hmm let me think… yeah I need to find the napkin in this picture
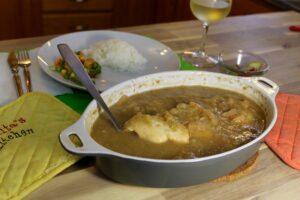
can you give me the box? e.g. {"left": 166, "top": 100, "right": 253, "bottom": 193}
{"left": 265, "top": 92, "right": 300, "bottom": 170}
{"left": 0, "top": 48, "right": 72, "bottom": 106}
{"left": 0, "top": 92, "right": 80, "bottom": 200}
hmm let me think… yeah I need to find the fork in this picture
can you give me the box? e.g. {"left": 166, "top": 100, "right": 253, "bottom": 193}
{"left": 17, "top": 50, "right": 32, "bottom": 92}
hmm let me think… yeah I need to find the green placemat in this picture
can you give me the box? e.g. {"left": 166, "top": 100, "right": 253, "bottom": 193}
{"left": 180, "top": 57, "right": 199, "bottom": 71}
{"left": 56, "top": 90, "right": 92, "bottom": 114}
{"left": 56, "top": 56, "right": 196, "bottom": 114}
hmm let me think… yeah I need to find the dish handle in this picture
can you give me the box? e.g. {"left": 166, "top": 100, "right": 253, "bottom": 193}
{"left": 252, "top": 77, "right": 279, "bottom": 99}
{"left": 59, "top": 121, "right": 112, "bottom": 156}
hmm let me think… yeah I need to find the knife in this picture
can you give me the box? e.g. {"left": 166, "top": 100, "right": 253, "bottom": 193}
{"left": 7, "top": 52, "right": 23, "bottom": 96}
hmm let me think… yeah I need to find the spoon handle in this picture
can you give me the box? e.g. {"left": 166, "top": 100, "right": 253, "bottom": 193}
{"left": 57, "top": 43, "right": 122, "bottom": 131}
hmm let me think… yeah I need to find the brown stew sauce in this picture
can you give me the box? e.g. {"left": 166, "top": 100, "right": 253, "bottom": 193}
{"left": 91, "top": 86, "right": 265, "bottom": 159}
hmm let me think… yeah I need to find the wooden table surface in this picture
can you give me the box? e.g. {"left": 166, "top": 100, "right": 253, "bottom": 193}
{"left": 1, "top": 11, "right": 300, "bottom": 200}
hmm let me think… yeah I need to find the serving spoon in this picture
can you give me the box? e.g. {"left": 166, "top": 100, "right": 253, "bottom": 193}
{"left": 57, "top": 43, "right": 122, "bottom": 131}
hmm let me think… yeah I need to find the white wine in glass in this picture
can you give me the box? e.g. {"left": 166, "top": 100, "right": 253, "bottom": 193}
{"left": 190, "top": 0, "right": 231, "bottom": 24}
{"left": 183, "top": 0, "right": 232, "bottom": 67}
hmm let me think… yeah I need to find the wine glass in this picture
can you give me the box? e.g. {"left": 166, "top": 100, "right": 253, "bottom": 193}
{"left": 183, "top": 0, "right": 232, "bottom": 68}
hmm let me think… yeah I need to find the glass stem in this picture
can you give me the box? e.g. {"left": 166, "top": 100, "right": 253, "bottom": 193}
{"left": 199, "top": 22, "right": 209, "bottom": 55}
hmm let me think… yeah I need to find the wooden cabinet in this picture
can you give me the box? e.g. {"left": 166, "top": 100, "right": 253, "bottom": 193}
{"left": 40, "top": 0, "right": 193, "bottom": 35}
{"left": 0, "top": 0, "right": 20, "bottom": 40}
{"left": 42, "top": 13, "right": 113, "bottom": 34}
{"left": 113, "top": 0, "right": 193, "bottom": 26}
{"left": 0, "top": 0, "right": 281, "bottom": 40}
{"left": 231, "top": 0, "right": 280, "bottom": 16}
{"left": 42, "top": 0, "right": 113, "bottom": 12}
{"left": 0, "top": 0, "right": 42, "bottom": 39}
{"left": 41, "top": 0, "right": 114, "bottom": 35}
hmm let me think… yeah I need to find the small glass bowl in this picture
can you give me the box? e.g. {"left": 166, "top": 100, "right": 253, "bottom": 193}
{"left": 217, "top": 50, "right": 269, "bottom": 76}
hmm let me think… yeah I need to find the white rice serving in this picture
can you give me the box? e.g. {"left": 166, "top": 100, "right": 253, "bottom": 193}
{"left": 82, "top": 39, "right": 147, "bottom": 72}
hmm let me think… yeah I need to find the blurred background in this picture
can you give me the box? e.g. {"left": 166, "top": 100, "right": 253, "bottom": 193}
{"left": 0, "top": 0, "right": 299, "bottom": 40}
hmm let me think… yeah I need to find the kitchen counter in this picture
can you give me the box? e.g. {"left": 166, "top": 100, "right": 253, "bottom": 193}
{"left": 1, "top": 11, "right": 300, "bottom": 200}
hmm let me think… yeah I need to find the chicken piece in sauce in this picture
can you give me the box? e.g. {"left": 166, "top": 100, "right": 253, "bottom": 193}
{"left": 124, "top": 112, "right": 189, "bottom": 143}
{"left": 124, "top": 102, "right": 218, "bottom": 143}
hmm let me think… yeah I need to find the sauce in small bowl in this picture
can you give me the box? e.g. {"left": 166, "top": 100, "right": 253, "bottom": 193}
{"left": 217, "top": 50, "right": 269, "bottom": 76}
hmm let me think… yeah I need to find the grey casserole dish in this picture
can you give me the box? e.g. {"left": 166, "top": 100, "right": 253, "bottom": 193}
{"left": 60, "top": 71, "right": 278, "bottom": 187}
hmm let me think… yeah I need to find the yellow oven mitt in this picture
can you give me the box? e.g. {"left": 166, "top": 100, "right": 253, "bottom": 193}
{"left": 0, "top": 92, "right": 80, "bottom": 200}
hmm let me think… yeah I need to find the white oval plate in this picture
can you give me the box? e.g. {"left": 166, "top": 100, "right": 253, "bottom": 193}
{"left": 37, "top": 30, "right": 180, "bottom": 91}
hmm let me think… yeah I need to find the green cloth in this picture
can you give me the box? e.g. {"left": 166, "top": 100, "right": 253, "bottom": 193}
{"left": 56, "top": 56, "right": 195, "bottom": 114}
{"left": 56, "top": 90, "right": 93, "bottom": 114}
{"left": 180, "top": 57, "right": 199, "bottom": 71}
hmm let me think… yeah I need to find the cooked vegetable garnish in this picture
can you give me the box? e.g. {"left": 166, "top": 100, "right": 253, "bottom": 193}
{"left": 247, "top": 61, "right": 262, "bottom": 71}
{"left": 228, "top": 61, "right": 264, "bottom": 74}
{"left": 52, "top": 51, "right": 101, "bottom": 83}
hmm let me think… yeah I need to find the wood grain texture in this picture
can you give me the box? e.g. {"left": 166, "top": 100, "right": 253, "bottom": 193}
{"left": 0, "top": 0, "right": 43, "bottom": 40}
{"left": 0, "top": 0, "right": 21, "bottom": 39}
{"left": 42, "top": 13, "right": 113, "bottom": 34}
{"left": 20, "top": 0, "right": 43, "bottom": 38}
{"left": 42, "top": 0, "right": 113, "bottom": 12}
{"left": 0, "top": 0, "right": 283, "bottom": 40}
{"left": 0, "top": 11, "right": 299, "bottom": 199}
{"left": 25, "top": 149, "right": 300, "bottom": 200}
{"left": 231, "top": 0, "right": 281, "bottom": 16}
{"left": 113, "top": 0, "right": 157, "bottom": 27}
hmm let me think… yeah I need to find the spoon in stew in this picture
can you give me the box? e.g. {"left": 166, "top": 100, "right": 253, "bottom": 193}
{"left": 57, "top": 43, "right": 122, "bottom": 131}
